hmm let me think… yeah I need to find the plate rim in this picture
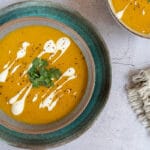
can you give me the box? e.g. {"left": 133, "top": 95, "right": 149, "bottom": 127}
{"left": 0, "top": 1, "right": 112, "bottom": 148}
{"left": 0, "top": 16, "right": 95, "bottom": 134}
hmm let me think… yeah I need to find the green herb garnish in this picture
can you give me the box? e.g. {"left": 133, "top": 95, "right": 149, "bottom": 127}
{"left": 28, "top": 58, "right": 62, "bottom": 88}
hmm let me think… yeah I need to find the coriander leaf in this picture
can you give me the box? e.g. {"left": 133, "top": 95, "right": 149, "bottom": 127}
{"left": 32, "top": 57, "right": 48, "bottom": 68}
{"left": 49, "top": 68, "right": 62, "bottom": 79}
{"left": 27, "top": 57, "right": 62, "bottom": 88}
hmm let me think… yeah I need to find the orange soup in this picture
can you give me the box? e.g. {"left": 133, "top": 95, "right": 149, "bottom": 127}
{"left": 110, "top": 0, "right": 150, "bottom": 35}
{"left": 0, "top": 25, "right": 88, "bottom": 124}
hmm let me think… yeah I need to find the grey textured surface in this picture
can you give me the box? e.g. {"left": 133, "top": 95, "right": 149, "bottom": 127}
{"left": 1, "top": 0, "right": 150, "bottom": 150}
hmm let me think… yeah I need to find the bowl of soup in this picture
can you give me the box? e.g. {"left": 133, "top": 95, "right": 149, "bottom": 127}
{"left": 107, "top": 0, "right": 150, "bottom": 38}
{"left": 0, "top": 1, "right": 111, "bottom": 148}
{"left": 0, "top": 17, "right": 95, "bottom": 134}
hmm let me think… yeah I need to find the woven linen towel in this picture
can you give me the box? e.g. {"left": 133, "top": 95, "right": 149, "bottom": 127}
{"left": 127, "top": 69, "right": 150, "bottom": 130}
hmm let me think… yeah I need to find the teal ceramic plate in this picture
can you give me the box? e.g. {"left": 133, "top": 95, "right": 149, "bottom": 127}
{"left": 0, "top": 1, "right": 111, "bottom": 148}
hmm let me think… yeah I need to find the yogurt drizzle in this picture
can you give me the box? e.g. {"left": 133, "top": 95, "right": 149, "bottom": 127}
{"left": 9, "top": 67, "right": 76, "bottom": 115}
{"left": 39, "top": 68, "right": 76, "bottom": 111}
{"left": 115, "top": 2, "right": 130, "bottom": 19}
{"left": 0, "top": 42, "right": 30, "bottom": 82}
{"left": 22, "top": 37, "right": 70, "bottom": 76}
{"left": 5, "top": 37, "right": 74, "bottom": 115}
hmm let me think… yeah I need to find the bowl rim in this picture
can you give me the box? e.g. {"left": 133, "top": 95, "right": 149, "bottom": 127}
{"left": 0, "top": 16, "right": 95, "bottom": 134}
{"left": 107, "top": 0, "right": 150, "bottom": 39}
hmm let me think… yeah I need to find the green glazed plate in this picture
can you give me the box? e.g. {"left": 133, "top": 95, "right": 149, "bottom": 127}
{"left": 0, "top": 1, "right": 111, "bottom": 148}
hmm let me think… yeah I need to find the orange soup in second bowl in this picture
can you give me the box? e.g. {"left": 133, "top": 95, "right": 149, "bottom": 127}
{"left": 110, "top": 0, "right": 150, "bottom": 36}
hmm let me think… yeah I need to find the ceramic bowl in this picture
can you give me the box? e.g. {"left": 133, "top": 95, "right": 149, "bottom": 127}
{"left": 0, "top": 1, "right": 111, "bottom": 148}
{"left": 107, "top": 0, "right": 150, "bottom": 38}
{"left": 0, "top": 16, "right": 95, "bottom": 134}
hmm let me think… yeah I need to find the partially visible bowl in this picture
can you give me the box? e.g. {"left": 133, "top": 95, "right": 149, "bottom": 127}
{"left": 107, "top": 0, "right": 150, "bottom": 38}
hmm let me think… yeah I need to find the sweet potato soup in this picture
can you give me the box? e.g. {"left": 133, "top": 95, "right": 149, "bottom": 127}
{"left": 0, "top": 25, "right": 88, "bottom": 124}
{"left": 110, "top": 0, "right": 150, "bottom": 35}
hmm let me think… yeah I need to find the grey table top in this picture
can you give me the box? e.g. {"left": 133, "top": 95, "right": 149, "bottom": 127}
{"left": 0, "top": 0, "right": 150, "bottom": 150}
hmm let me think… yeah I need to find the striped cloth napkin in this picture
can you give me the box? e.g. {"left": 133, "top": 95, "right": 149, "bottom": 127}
{"left": 127, "top": 69, "right": 150, "bottom": 130}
